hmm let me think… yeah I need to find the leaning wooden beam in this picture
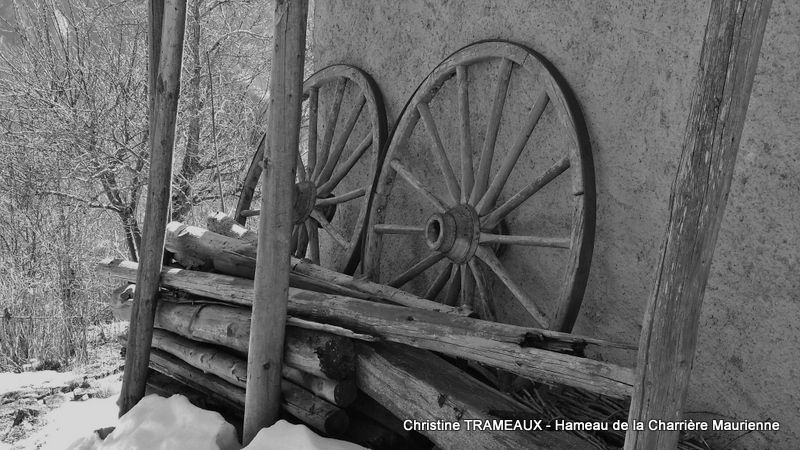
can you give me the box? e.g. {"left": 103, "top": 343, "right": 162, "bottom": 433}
{"left": 150, "top": 329, "right": 356, "bottom": 407}
{"left": 625, "top": 0, "right": 772, "bottom": 448}
{"left": 356, "top": 343, "right": 593, "bottom": 450}
{"left": 245, "top": 0, "right": 309, "bottom": 439}
{"left": 100, "top": 258, "right": 632, "bottom": 354}
{"left": 119, "top": 0, "right": 187, "bottom": 416}
{"left": 169, "top": 220, "right": 465, "bottom": 315}
{"left": 99, "top": 260, "right": 634, "bottom": 397}
{"left": 109, "top": 282, "right": 375, "bottom": 342}
{"left": 145, "top": 348, "right": 349, "bottom": 435}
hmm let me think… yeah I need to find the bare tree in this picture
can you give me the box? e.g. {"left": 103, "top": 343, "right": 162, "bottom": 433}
{"left": 0, "top": 0, "right": 149, "bottom": 260}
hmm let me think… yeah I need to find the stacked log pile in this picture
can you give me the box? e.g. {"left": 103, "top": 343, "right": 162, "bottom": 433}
{"left": 99, "top": 214, "right": 635, "bottom": 449}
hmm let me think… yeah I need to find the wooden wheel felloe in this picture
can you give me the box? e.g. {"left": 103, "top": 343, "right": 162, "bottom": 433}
{"left": 235, "top": 65, "right": 386, "bottom": 274}
{"left": 364, "top": 41, "right": 595, "bottom": 332}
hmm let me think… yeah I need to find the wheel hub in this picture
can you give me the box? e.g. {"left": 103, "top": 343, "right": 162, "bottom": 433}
{"left": 293, "top": 181, "right": 317, "bottom": 224}
{"left": 424, "top": 204, "right": 480, "bottom": 264}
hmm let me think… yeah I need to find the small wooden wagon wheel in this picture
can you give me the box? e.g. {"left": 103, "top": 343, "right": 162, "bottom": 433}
{"left": 235, "top": 65, "right": 386, "bottom": 274}
{"left": 363, "top": 41, "right": 595, "bottom": 332}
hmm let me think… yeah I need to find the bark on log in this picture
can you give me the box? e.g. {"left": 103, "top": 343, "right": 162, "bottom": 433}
{"left": 146, "top": 348, "right": 348, "bottom": 435}
{"left": 101, "top": 258, "right": 630, "bottom": 352}
{"left": 118, "top": 299, "right": 355, "bottom": 380}
{"left": 157, "top": 302, "right": 354, "bottom": 380}
{"left": 109, "top": 283, "right": 375, "bottom": 342}
{"left": 245, "top": 0, "right": 308, "bottom": 440}
{"left": 168, "top": 220, "right": 466, "bottom": 315}
{"left": 99, "top": 258, "right": 634, "bottom": 397}
{"left": 120, "top": 0, "right": 187, "bottom": 416}
{"left": 282, "top": 365, "right": 357, "bottom": 408}
{"left": 206, "top": 212, "right": 257, "bottom": 245}
{"left": 150, "top": 329, "right": 356, "bottom": 407}
{"left": 355, "top": 343, "right": 592, "bottom": 450}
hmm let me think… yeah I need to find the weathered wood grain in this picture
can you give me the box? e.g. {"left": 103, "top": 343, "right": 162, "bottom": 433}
{"left": 150, "top": 329, "right": 356, "bottom": 407}
{"left": 625, "top": 1, "right": 772, "bottom": 448}
{"left": 145, "top": 348, "right": 348, "bottom": 435}
{"left": 356, "top": 343, "right": 592, "bottom": 450}
{"left": 244, "top": 0, "right": 308, "bottom": 439}
{"left": 169, "top": 219, "right": 466, "bottom": 314}
{"left": 99, "top": 259, "right": 635, "bottom": 397}
{"left": 119, "top": 0, "right": 187, "bottom": 416}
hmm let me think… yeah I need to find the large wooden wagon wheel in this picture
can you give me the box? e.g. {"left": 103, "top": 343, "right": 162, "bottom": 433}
{"left": 235, "top": 65, "right": 387, "bottom": 274}
{"left": 364, "top": 41, "right": 595, "bottom": 332}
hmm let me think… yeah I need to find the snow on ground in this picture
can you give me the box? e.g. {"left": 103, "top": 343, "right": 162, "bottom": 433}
{"left": 9, "top": 384, "right": 366, "bottom": 450}
{"left": 79, "top": 394, "right": 240, "bottom": 450}
{"left": 12, "top": 373, "right": 122, "bottom": 450}
{"left": 0, "top": 371, "right": 81, "bottom": 397}
{"left": 244, "top": 420, "right": 366, "bottom": 450}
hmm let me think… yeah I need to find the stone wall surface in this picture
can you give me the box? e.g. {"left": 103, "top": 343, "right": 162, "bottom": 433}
{"left": 313, "top": 1, "right": 799, "bottom": 448}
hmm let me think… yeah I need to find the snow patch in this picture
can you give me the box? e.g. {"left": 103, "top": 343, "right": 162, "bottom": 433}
{"left": 0, "top": 370, "right": 79, "bottom": 396}
{"left": 243, "top": 420, "right": 366, "bottom": 450}
{"left": 96, "top": 394, "right": 240, "bottom": 450}
{"left": 17, "top": 395, "right": 119, "bottom": 450}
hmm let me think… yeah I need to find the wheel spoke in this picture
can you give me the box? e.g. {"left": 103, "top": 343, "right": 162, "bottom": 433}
{"left": 294, "top": 224, "right": 309, "bottom": 257}
{"left": 478, "top": 233, "right": 570, "bottom": 249}
{"left": 313, "top": 78, "right": 347, "bottom": 180}
{"left": 296, "top": 149, "right": 307, "bottom": 182}
{"left": 310, "top": 209, "right": 350, "bottom": 249}
{"left": 424, "top": 262, "right": 453, "bottom": 300}
{"left": 315, "top": 186, "right": 367, "bottom": 207}
{"left": 289, "top": 225, "right": 300, "bottom": 255}
{"left": 317, "top": 94, "right": 366, "bottom": 184}
{"left": 373, "top": 224, "right": 425, "bottom": 235}
{"left": 417, "top": 102, "right": 460, "bottom": 203}
{"left": 318, "top": 134, "right": 372, "bottom": 195}
{"left": 476, "top": 91, "right": 549, "bottom": 215}
{"left": 475, "top": 246, "right": 548, "bottom": 328}
{"left": 443, "top": 265, "right": 461, "bottom": 306}
{"left": 456, "top": 65, "right": 473, "bottom": 203}
{"left": 460, "top": 263, "right": 475, "bottom": 309}
{"left": 468, "top": 259, "right": 495, "bottom": 321}
{"left": 481, "top": 155, "right": 570, "bottom": 230}
{"left": 388, "top": 252, "right": 446, "bottom": 288}
{"left": 469, "top": 58, "right": 513, "bottom": 205}
{"left": 306, "top": 219, "right": 320, "bottom": 264}
{"left": 389, "top": 159, "right": 451, "bottom": 212}
{"left": 306, "top": 87, "right": 319, "bottom": 179}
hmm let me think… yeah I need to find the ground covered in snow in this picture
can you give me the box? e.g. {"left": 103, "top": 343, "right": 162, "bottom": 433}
{"left": 0, "top": 340, "right": 124, "bottom": 449}
{"left": 1, "top": 341, "right": 365, "bottom": 449}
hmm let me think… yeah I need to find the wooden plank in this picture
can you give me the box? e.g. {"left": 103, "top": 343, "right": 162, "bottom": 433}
{"left": 119, "top": 0, "right": 187, "bottom": 416}
{"left": 99, "top": 259, "right": 635, "bottom": 397}
{"left": 624, "top": 1, "right": 772, "bottom": 448}
{"left": 244, "top": 0, "right": 308, "bottom": 440}
{"left": 99, "top": 258, "right": 632, "bottom": 352}
{"left": 356, "top": 343, "right": 593, "bottom": 450}
{"left": 164, "top": 220, "right": 465, "bottom": 314}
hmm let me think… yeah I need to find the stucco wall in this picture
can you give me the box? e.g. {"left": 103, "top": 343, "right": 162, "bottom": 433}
{"left": 313, "top": 1, "right": 799, "bottom": 448}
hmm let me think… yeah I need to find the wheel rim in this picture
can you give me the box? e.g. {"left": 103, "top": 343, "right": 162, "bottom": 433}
{"left": 236, "top": 65, "right": 387, "bottom": 274}
{"left": 364, "top": 41, "right": 595, "bottom": 332}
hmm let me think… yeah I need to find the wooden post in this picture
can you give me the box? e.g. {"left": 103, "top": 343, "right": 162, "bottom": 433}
{"left": 118, "top": 0, "right": 187, "bottom": 416}
{"left": 243, "top": 0, "right": 308, "bottom": 443}
{"left": 624, "top": 0, "right": 771, "bottom": 448}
